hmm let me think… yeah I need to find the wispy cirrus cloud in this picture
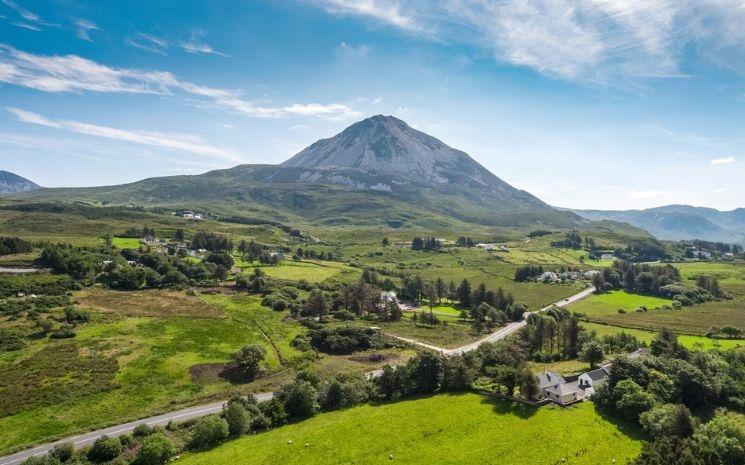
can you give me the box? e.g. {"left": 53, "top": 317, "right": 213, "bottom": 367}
{"left": 7, "top": 107, "right": 246, "bottom": 162}
{"left": 125, "top": 33, "right": 169, "bottom": 55}
{"left": 0, "top": 45, "right": 361, "bottom": 119}
{"left": 73, "top": 18, "right": 99, "bottom": 42}
{"left": 710, "top": 157, "right": 736, "bottom": 165}
{"left": 179, "top": 29, "right": 229, "bottom": 57}
{"left": 3, "top": 0, "right": 57, "bottom": 29}
{"left": 311, "top": 0, "right": 418, "bottom": 31}
{"left": 306, "top": 0, "right": 745, "bottom": 83}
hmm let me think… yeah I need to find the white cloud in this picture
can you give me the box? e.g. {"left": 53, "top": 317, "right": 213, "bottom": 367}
{"left": 11, "top": 22, "right": 40, "bottom": 31}
{"left": 0, "top": 45, "right": 360, "bottom": 120}
{"left": 125, "top": 33, "right": 169, "bottom": 55}
{"left": 3, "top": 0, "right": 39, "bottom": 22}
{"left": 179, "top": 30, "right": 229, "bottom": 57}
{"left": 73, "top": 18, "right": 99, "bottom": 42}
{"left": 308, "top": 0, "right": 745, "bottom": 83}
{"left": 312, "top": 0, "right": 418, "bottom": 30}
{"left": 7, "top": 107, "right": 246, "bottom": 162}
{"left": 710, "top": 157, "right": 735, "bottom": 165}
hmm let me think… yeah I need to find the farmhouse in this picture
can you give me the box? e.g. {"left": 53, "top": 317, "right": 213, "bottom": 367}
{"left": 536, "top": 371, "right": 584, "bottom": 405}
{"left": 600, "top": 253, "right": 616, "bottom": 261}
{"left": 380, "top": 291, "right": 398, "bottom": 304}
{"left": 584, "top": 270, "right": 600, "bottom": 279}
{"left": 539, "top": 271, "right": 559, "bottom": 283}
{"left": 578, "top": 366, "right": 610, "bottom": 397}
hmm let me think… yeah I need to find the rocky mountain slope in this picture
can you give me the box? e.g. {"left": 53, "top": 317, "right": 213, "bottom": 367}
{"left": 0, "top": 171, "right": 40, "bottom": 194}
{"left": 12, "top": 115, "right": 583, "bottom": 229}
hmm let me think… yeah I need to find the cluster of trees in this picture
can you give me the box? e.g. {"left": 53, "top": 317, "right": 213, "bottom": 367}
{"left": 591, "top": 261, "right": 726, "bottom": 307}
{"left": 616, "top": 239, "right": 668, "bottom": 262}
{"left": 706, "top": 325, "right": 743, "bottom": 340}
{"left": 190, "top": 231, "right": 233, "bottom": 252}
{"left": 0, "top": 236, "right": 33, "bottom": 255}
{"left": 411, "top": 237, "right": 441, "bottom": 251}
{"left": 514, "top": 265, "right": 546, "bottom": 282}
{"left": 551, "top": 231, "right": 582, "bottom": 249}
{"left": 680, "top": 239, "right": 743, "bottom": 256}
{"left": 456, "top": 236, "right": 475, "bottom": 247}
{"left": 293, "top": 248, "right": 336, "bottom": 261}
{"left": 120, "top": 226, "right": 156, "bottom": 238}
{"left": 521, "top": 307, "right": 586, "bottom": 362}
{"left": 236, "top": 240, "right": 282, "bottom": 266}
{"left": 527, "top": 230, "right": 552, "bottom": 238}
{"left": 592, "top": 261, "right": 681, "bottom": 295}
{"left": 593, "top": 329, "right": 745, "bottom": 465}
{"left": 307, "top": 326, "right": 383, "bottom": 354}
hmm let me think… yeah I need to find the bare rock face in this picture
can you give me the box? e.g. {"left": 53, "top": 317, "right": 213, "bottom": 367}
{"left": 0, "top": 171, "right": 40, "bottom": 194}
{"left": 280, "top": 115, "right": 543, "bottom": 206}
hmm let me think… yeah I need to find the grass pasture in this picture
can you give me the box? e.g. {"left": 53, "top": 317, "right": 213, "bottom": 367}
{"left": 111, "top": 237, "right": 141, "bottom": 249}
{"left": 256, "top": 260, "right": 358, "bottom": 284}
{"left": 178, "top": 393, "right": 642, "bottom": 465}
{"left": 582, "top": 322, "right": 745, "bottom": 351}
{"left": 570, "top": 290, "right": 674, "bottom": 317}
{"left": 0, "top": 293, "right": 307, "bottom": 454}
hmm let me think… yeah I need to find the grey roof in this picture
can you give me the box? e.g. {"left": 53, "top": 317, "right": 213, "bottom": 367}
{"left": 582, "top": 366, "right": 609, "bottom": 382}
{"left": 545, "top": 382, "right": 583, "bottom": 397}
{"left": 627, "top": 348, "right": 650, "bottom": 359}
{"left": 537, "top": 371, "right": 565, "bottom": 389}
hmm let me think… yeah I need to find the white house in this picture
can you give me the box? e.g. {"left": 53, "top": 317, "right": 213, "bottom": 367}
{"left": 536, "top": 371, "right": 584, "bottom": 405}
{"left": 380, "top": 291, "right": 397, "bottom": 304}
{"left": 578, "top": 366, "right": 610, "bottom": 397}
{"left": 539, "top": 271, "right": 559, "bottom": 283}
{"left": 544, "top": 382, "right": 585, "bottom": 405}
{"left": 476, "top": 243, "right": 496, "bottom": 251}
{"left": 584, "top": 270, "right": 600, "bottom": 279}
{"left": 600, "top": 253, "right": 616, "bottom": 260}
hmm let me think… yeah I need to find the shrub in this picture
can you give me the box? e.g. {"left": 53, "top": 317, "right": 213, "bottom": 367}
{"left": 0, "top": 328, "right": 25, "bottom": 352}
{"left": 189, "top": 415, "right": 229, "bottom": 450}
{"left": 21, "top": 456, "right": 60, "bottom": 465}
{"left": 259, "top": 397, "right": 288, "bottom": 427}
{"left": 49, "top": 326, "right": 77, "bottom": 339}
{"left": 232, "top": 344, "right": 266, "bottom": 380}
{"left": 276, "top": 380, "right": 318, "bottom": 419}
{"left": 133, "top": 423, "right": 155, "bottom": 437}
{"left": 308, "top": 326, "right": 381, "bottom": 354}
{"left": 223, "top": 400, "right": 250, "bottom": 436}
{"left": 618, "top": 308, "right": 626, "bottom": 314}
{"left": 318, "top": 372, "right": 371, "bottom": 410}
{"left": 50, "top": 443, "right": 74, "bottom": 462}
{"left": 136, "top": 432, "right": 175, "bottom": 465}
{"left": 87, "top": 435, "right": 122, "bottom": 463}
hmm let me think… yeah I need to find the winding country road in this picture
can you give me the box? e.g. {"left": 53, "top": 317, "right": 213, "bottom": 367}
{"left": 0, "top": 286, "right": 594, "bottom": 465}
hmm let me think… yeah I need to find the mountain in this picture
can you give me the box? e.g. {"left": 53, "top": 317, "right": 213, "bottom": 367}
{"left": 11, "top": 115, "right": 584, "bottom": 229}
{"left": 0, "top": 171, "right": 40, "bottom": 194}
{"left": 570, "top": 205, "right": 745, "bottom": 244}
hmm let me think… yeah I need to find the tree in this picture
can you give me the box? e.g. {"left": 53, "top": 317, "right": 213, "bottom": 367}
{"left": 457, "top": 279, "right": 472, "bottom": 308}
{"left": 381, "top": 237, "right": 390, "bottom": 246}
{"left": 579, "top": 340, "right": 605, "bottom": 369}
{"left": 277, "top": 380, "right": 318, "bottom": 419}
{"left": 306, "top": 289, "right": 329, "bottom": 322}
{"left": 136, "top": 432, "right": 175, "bottom": 465}
{"left": 406, "top": 351, "right": 443, "bottom": 394}
{"left": 435, "top": 277, "right": 446, "bottom": 303}
{"left": 189, "top": 415, "right": 229, "bottom": 450}
{"left": 233, "top": 344, "right": 266, "bottom": 379}
{"left": 87, "top": 435, "right": 121, "bottom": 463}
{"left": 223, "top": 400, "right": 251, "bottom": 436}
{"left": 441, "top": 356, "right": 476, "bottom": 392}
{"left": 640, "top": 404, "right": 695, "bottom": 439}
{"left": 693, "top": 413, "right": 745, "bottom": 465}
{"left": 615, "top": 379, "right": 656, "bottom": 423}
{"left": 651, "top": 328, "right": 688, "bottom": 360}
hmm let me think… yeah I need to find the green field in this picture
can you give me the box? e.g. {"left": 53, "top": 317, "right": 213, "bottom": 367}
{"left": 111, "top": 237, "right": 142, "bottom": 249}
{"left": 178, "top": 393, "right": 642, "bottom": 465}
{"left": 571, "top": 290, "right": 673, "bottom": 317}
{"left": 0, "top": 293, "right": 307, "bottom": 454}
{"left": 583, "top": 322, "right": 745, "bottom": 350}
{"left": 256, "top": 260, "right": 358, "bottom": 284}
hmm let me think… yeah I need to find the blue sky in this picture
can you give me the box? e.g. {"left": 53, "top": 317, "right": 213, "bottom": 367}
{"left": 0, "top": 0, "right": 743, "bottom": 210}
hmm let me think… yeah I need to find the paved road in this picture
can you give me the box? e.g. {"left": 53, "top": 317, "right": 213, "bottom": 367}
{"left": 390, "top": 286, "right": 595, "bottom": 355}
{"left": 0, "top": 394, "right": 273, "bottom": 465}
{"left": 0, "top": 286, "right": 594, "bottom": 465}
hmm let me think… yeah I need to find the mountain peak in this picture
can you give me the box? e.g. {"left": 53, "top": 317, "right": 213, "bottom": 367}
{"left": 282, "top": 114, "right": 477, "bottom": 181}
{"left": 0, "top": 170, "right": 40, "bottom": 194}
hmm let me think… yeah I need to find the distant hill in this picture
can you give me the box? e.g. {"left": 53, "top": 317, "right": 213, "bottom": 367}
{"left": 0, "top": 171, "right": 40, "bottom": 194}
{"left": 569, "top": 205, "right": 745, "bottom": 243}
{"left": 12, "top": 115, "right": 586, "bottom": 229}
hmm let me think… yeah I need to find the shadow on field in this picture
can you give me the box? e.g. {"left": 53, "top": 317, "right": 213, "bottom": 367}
{"left": 480, "top": 395, "right": 539, "bottom": 419}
